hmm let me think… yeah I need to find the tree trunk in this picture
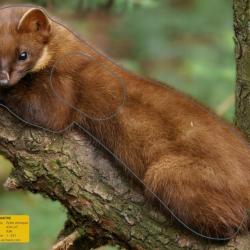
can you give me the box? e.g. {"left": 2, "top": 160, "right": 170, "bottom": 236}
{"left": 234, "top": 0, "right": 250, "bottom": 138}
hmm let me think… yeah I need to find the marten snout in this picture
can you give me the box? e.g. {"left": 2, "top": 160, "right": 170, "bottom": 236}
{"left": 0, "top": 71, "right": 9, "bottom": 86}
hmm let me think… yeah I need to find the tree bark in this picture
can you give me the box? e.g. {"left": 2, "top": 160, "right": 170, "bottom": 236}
{"left": 234, "top": 0, "right": 250, "bottom": 138}
{"left": 1, "top": 109, "right": 250, "bottom": 250}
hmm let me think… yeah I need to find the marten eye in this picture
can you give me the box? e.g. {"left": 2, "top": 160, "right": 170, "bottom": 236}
{"left": 18, "top": 52, "right": 28, "bottom": 61}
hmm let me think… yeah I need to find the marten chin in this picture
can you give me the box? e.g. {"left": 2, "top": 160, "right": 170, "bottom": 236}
{"left": 0, "top": 5, "right": 250, "bottom": 240}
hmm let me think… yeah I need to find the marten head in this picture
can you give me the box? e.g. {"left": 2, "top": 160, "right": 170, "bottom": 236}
{"left": 0, "top": 7, "right": 51, "bottom": 87}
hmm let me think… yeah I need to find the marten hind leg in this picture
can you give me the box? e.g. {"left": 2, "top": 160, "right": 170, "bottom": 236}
{"left": 143, "top": 155, "right": 249, "bottom": 238}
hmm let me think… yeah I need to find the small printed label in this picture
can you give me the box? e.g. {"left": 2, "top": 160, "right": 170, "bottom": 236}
{"left": 0, "top": 215, "right": 29, "bottom": 243}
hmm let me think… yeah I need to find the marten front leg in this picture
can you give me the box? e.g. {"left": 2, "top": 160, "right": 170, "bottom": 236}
{"left": 143, "top": 155, "right": 249, "bottom": 238}
{"left": 0, "top": 85, "right": 74, "bottom": 132}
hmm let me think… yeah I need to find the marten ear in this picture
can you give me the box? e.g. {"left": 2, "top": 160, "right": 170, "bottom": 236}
{"left": 18, "top": 8, "right": 51, "bottom": 34}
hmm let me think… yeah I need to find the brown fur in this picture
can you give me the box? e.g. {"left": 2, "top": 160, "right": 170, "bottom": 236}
{"left": 1, "top": 5, "right": 250, "bottom": 238}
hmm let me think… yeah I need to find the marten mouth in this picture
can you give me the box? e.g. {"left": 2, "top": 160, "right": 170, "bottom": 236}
{"left": 0, "top": 71, "right": 10, "bottom": 86}
{"left": 0, "top": 68, "right": 33, "bottom": 88}
{"left": 0, "top": 79, "right": 8, "bottom": 85}
{"left": 0, "top": 80, "right": 10, "bottom": 88}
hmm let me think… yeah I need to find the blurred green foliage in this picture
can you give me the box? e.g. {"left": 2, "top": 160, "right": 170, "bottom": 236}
{"left": 95, "top": 246, "right": 122, "bottom": 250}
{"left": 0, "top": 0, "right": 235, "bottom": 249}
{"left": 0, "top": 191, "right": 66, "bottom": 250}
{"left": 27, "top": 0, "right": 158, "bottom": 12}
{"left": 112, "top": 0, "right": 235, "bottom": 120}
{"left": 0, "top": 155, "right": 12, "bottom": 184}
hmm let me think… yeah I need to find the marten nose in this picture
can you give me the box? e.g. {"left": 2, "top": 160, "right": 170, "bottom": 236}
{"left": 0, "top": 71, "right": 10, "bottom": 85}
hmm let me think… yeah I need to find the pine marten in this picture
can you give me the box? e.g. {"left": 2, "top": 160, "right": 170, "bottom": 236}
{"left": 0, "top": 5, "right": 250, "bottom": 239}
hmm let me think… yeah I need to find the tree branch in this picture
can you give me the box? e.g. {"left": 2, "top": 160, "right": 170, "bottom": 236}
{"left": 1, "top": 105, "right": 250, "bottom": 250}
